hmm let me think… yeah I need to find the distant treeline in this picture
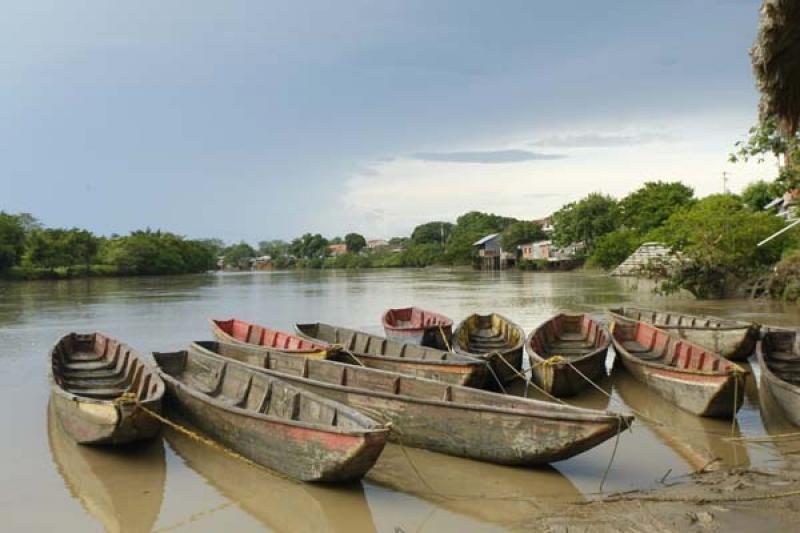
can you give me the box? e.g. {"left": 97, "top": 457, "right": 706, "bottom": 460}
{"left": 0, "top": 213, "right": 218, "bottom": 279}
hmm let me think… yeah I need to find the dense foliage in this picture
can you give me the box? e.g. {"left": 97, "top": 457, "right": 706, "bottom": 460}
{"left": 551, "top": 193, "right": 619, "bottom": 252}
{"left": 0, "top": 212, "right": 26, "bottom": 273}
{"left": 618, "top": 181, "right": 695, "bottom": 234}
{"left": 411, "top": 222, "right": 453, "bottom": 245}
{"left": 344, "top": 233, "right": 367, "bottom": 253}
{"left": 501, "top": 221, "right": 547, "bottom": 251}
{"left": 740, "top": 180, "right": 774, "bottom": 211}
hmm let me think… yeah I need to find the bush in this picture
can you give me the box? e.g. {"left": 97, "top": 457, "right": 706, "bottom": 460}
{"left": 588, "top": 229, "right": 643, "bottom": 270}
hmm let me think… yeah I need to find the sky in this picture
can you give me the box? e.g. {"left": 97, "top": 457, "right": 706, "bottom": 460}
{"left": 0, "top": 0, "right": 778, "bottom": 242}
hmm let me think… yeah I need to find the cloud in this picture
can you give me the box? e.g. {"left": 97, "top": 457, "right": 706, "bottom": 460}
{"left": 410, "top": 149, "right": 565, "bottom": 164}
{"left": 531, "top": 132, "right": 674, "bottom": 148}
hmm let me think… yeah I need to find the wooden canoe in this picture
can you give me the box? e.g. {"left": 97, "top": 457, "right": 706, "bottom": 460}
{"left": 608, "top": 316, "right": 746, "bottom": 418}
{"left": 382, "top": 306, "right": 453, "bottom": 350}
{"left": 757, "top": 329, "right": 800, "bottom": 427}
{"left": 194, "top": 340, "right": 633, "bottom": 466}
{"left": 210, "top": 318, "right": 331, "bottom": 359}
{"left": 526, "top": 314, "right": 610, "bottom": 397}
{"left": 452, "top": 313, "right": 525, "bottom": 384}
{"left": 47, "top": 400, "right": 166, "bottom": 533}
{"left": 49, "top": 332, "right": 164, "bottom": 445}
{"left": 608, "top": 307, "right": 759, "bottom": 361}
{"left": 295, "top": 322, "right": 488, "bottom": 387}
{"left": 152, "top": 347, "right": 388, "bottom": 482}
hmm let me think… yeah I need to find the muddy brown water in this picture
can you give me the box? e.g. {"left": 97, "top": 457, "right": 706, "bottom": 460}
{"left": 3, "top": 269, "right": 800, "bottom": 531}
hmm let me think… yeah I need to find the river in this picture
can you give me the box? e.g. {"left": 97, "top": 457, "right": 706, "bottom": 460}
{"left": 3, "top": 269, "right": 800, "bottom": 531}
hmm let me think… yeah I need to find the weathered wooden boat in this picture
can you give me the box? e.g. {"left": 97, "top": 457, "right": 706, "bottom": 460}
{"left": 526, "top": 314, "right": 610, "bottom": 397}
{"left": 609, "top": 316, "right": 746, "bottom": 418}
{"left": 452, "top": 313, "right": 525, "bottom": 384}
{"left": 166, "top": 427, "right": 376, "bottom": 532}
{"left": 47, "top": 400, "right": 166, "bottom": 533}
{"left": 757, "top": 329, "right": 800, "bottom": 427}
{"left": 295, "top": 322, "right": 489, "bottom": 387}
{"left": 382, "top": 306, "right": 453, "bottom": 350}
{"left": 49, "top": 332, "right": 164, "bottom": 445}
{"left": 152, "top": 347, "right": 388, "bottom": 482}
{"left": 210, "top": 318, "right": 331, "bottom": 359}
{"left": 195, "top": 340, "right": 633, "bottom": 465}
{"left": 608, "top": 307, "right": 759, "bottom": 361}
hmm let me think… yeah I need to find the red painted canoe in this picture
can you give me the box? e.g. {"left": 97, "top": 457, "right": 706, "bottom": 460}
{"left": 526, "top": 314, "right": 610, "bottom": 397}
{"left": 382, "top": 307, "right": 453, "bottom": 350}
{"left": 210, "top": 318, "right": 331, "bottom": 359}
{"left": 608, "top": 313, "right": 746, "bottom": 418}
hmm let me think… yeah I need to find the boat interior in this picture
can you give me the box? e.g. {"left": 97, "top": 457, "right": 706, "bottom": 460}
{"left": 611, "top": 307, "right": 743, "bottom": 329}
{"left": 762, "top": 331, "right": 800, "bottom": 385}
{"left": 457, "top": 314, "right": 522, "bottom": 354}
{"left": 529, "top": 314, "right": 608, "bottom": 360}
{"left": 51, "top": 333, "right": 163, "bottom": 401}
{"left": 214, "top": 319, "right": 324, "bottom": 352}
{"left": 612, "top": 320, "right": 735, "bottom": 373}
{"left": 384, "top": 308, "right": 451, "bottom": 329}
{"left": 296, "top": 323, "right": 462, "bottom": 362}
{"left": 193, "top": 341, "right": 590, "bottom": 418}
{"left": 154, "top": 348, "right": 374, "bottom": 430}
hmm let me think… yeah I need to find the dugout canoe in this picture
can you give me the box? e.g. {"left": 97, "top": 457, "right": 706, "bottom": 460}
{"left": 526, "top": 314, "right": 610, "bottom": 397}
{"left": 382, "top": 307, "right": 453, "bottom": 350}
{"left": 295, "top": 322, "right": 489, "bottom": 387}
{"left": 195, "top": 340, "right": 633, "bottom": 466}
{"left": 757, "top": 329, "right": 800, "bottom": 427}
{"left": 210, "top": 318, "right": 331, "bottom": 359}
{"left": 49, "top": 332, "right": 164, "bottom": 445}
{"left": 608, "top": 315, "right": 746, "bottom": 418}
{"left": 152, "top": 348, "right": 388, "bottom": 482}
{"left": 452, "top": 313, "right": 525, "bottom": 384}
{"left": 608, "top": 307, "right": 759, "bottom": 361}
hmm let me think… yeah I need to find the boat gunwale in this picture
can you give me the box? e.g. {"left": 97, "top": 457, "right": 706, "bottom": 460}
{"left": 210, "top": 318, "right": 329, "bottom": 355}
{"left": 153, "top": 349, "right": 388, "bottom": 438}
{"left": 294, "top": 322, "right": 484, "bottom": 368}
{"left": 608, "top": 306, "right": 758, "bottom": 332}
{"left": 192, "top": 340, "right": 628, "bottom": 425}
{"left": 756, "top": 331, "right": 800, "bottom": 397}
{"left": 526, "top": 313, "right": 610, "bottom": 366}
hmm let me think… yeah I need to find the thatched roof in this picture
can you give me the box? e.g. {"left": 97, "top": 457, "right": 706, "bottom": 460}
{"left": 751, "top": 0, "right": 800, "bottom": 136}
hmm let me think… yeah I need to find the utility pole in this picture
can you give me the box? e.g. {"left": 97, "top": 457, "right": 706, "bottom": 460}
{"left": 722, "top": 171, "right": 729, "bottom": 193}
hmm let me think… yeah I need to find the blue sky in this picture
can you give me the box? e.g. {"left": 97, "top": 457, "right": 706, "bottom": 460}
{"left": 0, "top": 1, "right": 774, "bottom": 241}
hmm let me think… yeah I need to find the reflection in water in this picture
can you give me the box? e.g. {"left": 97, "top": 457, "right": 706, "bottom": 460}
{"left": 367, "top": 444, "right": 583, "bottom": 529}
{"left": 758, "top": 377, "right": 800, "bottom": 458}
{"left": 612, "top": 369, "right": 750, "bottom": 470}
{"left": 46, "top": 399, "right": 165, "bottom": 533}
{"left": 164, "top": 425, "right": 376, "bottom": 533}
{"left": 509, "top": 370, "right": 613, "bottom": 412}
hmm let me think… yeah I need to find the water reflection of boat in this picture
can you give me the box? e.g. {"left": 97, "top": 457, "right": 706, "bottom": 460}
{"left": 758, "top": 376, "right": 800, "bottom": 457}
{"left": 366, "top": 444, "right": 584, "bottom": 529}
{"left": 612, "top": 370, "right": 750, "bottom": 470}
{"left": 46, "top": 400, "right": 165, "bottom": 533}
{"left": 165, "top": 426, "right": 377, "bottom": 533}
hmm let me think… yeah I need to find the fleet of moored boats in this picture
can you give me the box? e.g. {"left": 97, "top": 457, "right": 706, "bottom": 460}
{"left": 49, "top": 305, "right": 800, "bottom": 483}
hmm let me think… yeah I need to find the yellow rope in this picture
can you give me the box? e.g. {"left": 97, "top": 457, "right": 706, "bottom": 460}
{"left": 114, "top": 392, "right": 300, "bottom": 484}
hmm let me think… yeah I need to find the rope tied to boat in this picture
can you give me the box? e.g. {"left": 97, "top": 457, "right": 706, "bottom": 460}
{"left": 112, "top": 392, "right": 302, "bottom": 484}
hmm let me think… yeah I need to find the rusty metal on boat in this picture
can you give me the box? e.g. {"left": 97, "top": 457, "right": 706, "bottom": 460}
{"left": 210, "top": 318, "right": 331, "bottom": 359}
{"left": 153, "top": 347, "right": 388, "bottom": 482}
{"left": 757, "top": 328, "right": 800, "bottom": 427}
{"left": 49, "top": 332, "right": 164, "bottom": 445}
{"left": 382, "top": 306, "right": 453, "bottom": 350}
{"left": 452, "top": 313, "right": 525, "bottom": 384}
{"left": 608, "top": 313, "right": 746, "bottom": 418}
{"left": 194, "top": 340, "right": 633, "bottom": 466}
{"left": 526, "top": 314, "right": 610, "bottom": 397}
{"left": 296, "top": 322, "right": 488, "bottom": 387}
{"left": 608, "top": 307, "right": 759, "bottom": 361}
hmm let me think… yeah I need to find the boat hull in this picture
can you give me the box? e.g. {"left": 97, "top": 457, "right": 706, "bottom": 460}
{"left": 757, "top": 332, "right": 800, "bottom": 427}
{"left": 196, "top": 341, "right": 632, "bottom": 466}
{"left": 382, "top": 307, "right": 453, "bottom": 350}
{"left": 210, "top": 319, "right": 330, "bottom": 359}
{"left": 453, "top": 313, "right": 525, "bottom": 385}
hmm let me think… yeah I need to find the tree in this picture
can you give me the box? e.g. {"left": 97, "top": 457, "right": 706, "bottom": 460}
{"left": 411, "top": 221, "right": 453, "bottom": 245}
{"left": 258, "top": 239, "right": 289, "bottom": 258}
{"left": 730, "top": 117, "right": 800, "bottom": 194}
{"left": 619, "top": 181, "right": 695, "bottom": 235}
{"left": 501, "top": 221, "right": 547, "bottom": 252}
{"left": 289, "top": 233, "right": 329, "bottom": 259}
{"left": 650, "top": 194, "right": 786, "bottom": 298}
{"left": 26, "top": 229, "right": 75, "bottom": 271}
{"left": 741, "top": 180, "right": 775, "bottom": 211}
{"left": 551, "top": 193, "right": 619, "bottom": 251}
{"left": 344, "top": 233, "right": 367, "bottom": 253}
{"left": 223, "top": 241, "right": 257, "bottom": 269}
{"left": 0, "top": 212, "right": 25, "bottom": 273}
{"left": 588, "top": 229, "right": 643, "bottom": 270}
{"left": 445, "top": 211, "right": 516, "bottom": 264}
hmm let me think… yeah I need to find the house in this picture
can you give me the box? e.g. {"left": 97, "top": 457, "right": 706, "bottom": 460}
{"left": 533, "top": 216, "right": 554, "bottom": 234}
{"left": 328, "top": 243, "right": 348, "bottom": 256}
{"left": 367, "top": 239, "right": 389, "bottom": 249}
{"left": 251, "top": 255, "right": 273, "bottom": 271}
{"left": 473, "top": 233, "right": 515, "bottom": 270}
{"left": 519, "top": 240, "right": 585, "bottom": 266}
